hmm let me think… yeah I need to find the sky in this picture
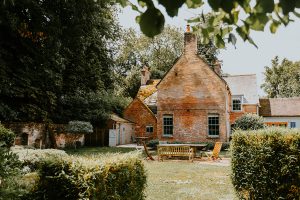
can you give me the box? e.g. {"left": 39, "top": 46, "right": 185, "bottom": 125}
{"left": 118, "top": 4, "right": 300, "bottom": 96}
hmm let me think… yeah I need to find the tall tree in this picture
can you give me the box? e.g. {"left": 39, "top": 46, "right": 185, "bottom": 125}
{"left": 0, "top": 0, "right": 123, "bottom": 123}
{"left": 115, "top": 25, "right": 220, "bottom": 98}
{"left": 261, "top": 56, "right": 300, "bottom": 98}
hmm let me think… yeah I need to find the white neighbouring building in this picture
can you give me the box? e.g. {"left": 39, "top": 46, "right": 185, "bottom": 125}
{"left": 259, "top": 98, "right": 300, "bottom": 128}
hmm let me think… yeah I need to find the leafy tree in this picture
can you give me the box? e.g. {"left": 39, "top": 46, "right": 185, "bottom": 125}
{"left": 234, "top": 113, "right": 265, "bottom": 131}
{"left": 0, "top": 0, "right": 124, "bottom": 124}
{"left": 116, "top": 0, "right": 300, "bottom": 47}
{"left": 115, "top": 25, "right": 220, "bottom": 98}
{"left": 261, "top": 57, "right": 300, "bottom": 98}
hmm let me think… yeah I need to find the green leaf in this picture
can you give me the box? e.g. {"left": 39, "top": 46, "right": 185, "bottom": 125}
{"left": 215, "top": 34, "right": 225, "bottom": 48}
{"left": 186, "top": 0, "right": 204, "bottom": 9}
{"left": 236, "top": 0, "right": 251, "bottom": 13}
{"left": 187, "top": 17, "right": 200, "bottom": 23}
{"left": 254, "top": 0, "right": 275, "bottom": 13}
{"left": 228, "top": 33, "right": 237, "bottom": 46}
{"left": 139, "top": 8, "right": 165, "bottom": 37}
{"left": 116, "top": 0, "right": 128, "bottom": 7}
{"left": 236, "top": 25, "right": 249, "bottom": 41}
{"left": 158, "top": 0, "right": 185, "bottom": 17}
{"left": 279, "top": 0, "right": 296, "bottom": 15}
{"left": 208, "top": 0, "right": 222, "bottom": 11}
{"left": 221, "top": 0, "right": 237, "bottom": 13}
{"left": 247, "top": 36, "right": 258, "bottom": 48}
{"left": 269, "top": 20, "right": 280, "bottom": 33}
{"left": 245, "top": 13, "right": 269, "bottom": 31}
{"left": 293, "top": 11, "right": 300, "bottom": 18}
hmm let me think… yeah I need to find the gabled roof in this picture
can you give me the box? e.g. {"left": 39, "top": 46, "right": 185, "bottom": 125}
{"left": 144, "top": 91, "right": 157, "bottom": 106}
{"left": 259, "top": 98, "right": 300, "bottom": 117}
{"left": 110, "top": 114, "right": 134, "bottom": 123}
{"left": 223, "top": 74, "right": 259, "bottom": 104}
{"left": 136, "top": 79, "right": 160, "bottom": 100}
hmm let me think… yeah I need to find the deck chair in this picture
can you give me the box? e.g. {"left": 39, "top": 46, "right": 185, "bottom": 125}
{"left": 142, "top": 141, "right": 155, "bottom": 161}
{"left": 205, "top": 142, "right": 222, "bottom": 160}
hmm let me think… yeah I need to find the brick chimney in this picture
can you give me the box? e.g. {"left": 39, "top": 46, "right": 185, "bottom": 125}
{"left": 184, "top": 25, "right": 197, "bottom": 55}
{"left": 213, "top": 60, "right": 222, "bottom": 76}
{"left": 141, "top": 65, "right": 151, "bottom": 85}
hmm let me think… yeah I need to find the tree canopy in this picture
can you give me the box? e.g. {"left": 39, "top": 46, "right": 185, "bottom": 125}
{"left": 0, "top": 0, "right": 125, "bottom": 124}
{"left": 261, "top": 56, "right": 300, "bottom": 98}
{"left": 116, "top": 0, "right": 300, "bottom": 48}
{"left": 115, "top": 25, "right": 220, "bottom": 98}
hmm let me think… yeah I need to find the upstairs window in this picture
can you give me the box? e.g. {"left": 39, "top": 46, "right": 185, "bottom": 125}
{"left": 208, "top": 114, "right": 219, "bottom": 136}
{"left": 232, "top": 96, "right": 243, "bottom": 111}
{"left": 146, "top": 125, "right": 153, "bottom": 133}
{"left": 163, "top": 115, "right": 173, "bottom": 136}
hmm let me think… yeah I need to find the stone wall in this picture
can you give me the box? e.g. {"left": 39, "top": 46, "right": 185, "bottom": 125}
{"left": 4, "top": 123, "right": 84, "bottom": 148}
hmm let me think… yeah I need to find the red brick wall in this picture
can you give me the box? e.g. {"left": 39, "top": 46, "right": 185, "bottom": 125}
{"left": 229, "top": 104, "right": 258, "bottom": 124}
{"left": 123, "top": 98, "right": 157, "bottom": 139}
{"left": 156, "top": 34, "right": 230, "bottom": 142}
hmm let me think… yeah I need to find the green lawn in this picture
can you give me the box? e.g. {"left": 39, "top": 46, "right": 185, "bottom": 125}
{"left": 67, "top": 147, "right": 236, "bottom": 200}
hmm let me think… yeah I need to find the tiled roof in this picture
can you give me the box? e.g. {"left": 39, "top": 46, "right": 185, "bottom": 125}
{"left": 144, "top": 91, "right": 157, "bottom": 106}
{"left": 136, "top": 79, "right": 160, "bottom": 100}
{"left": 110, "top": 114, "right": 133, "bottom": 123}
{"left": 259, "top": 98, "right": 300, "bottom": 117}
{"left": 223, "top": 74, "right": 259, "bottom": 104}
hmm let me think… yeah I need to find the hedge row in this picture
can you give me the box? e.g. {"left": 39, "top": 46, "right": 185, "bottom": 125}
{"left": 231, "top": 128, "right": 300, "bottom": 199}
{"left": 14, "top": 149, "right": 146, "bottom": 200}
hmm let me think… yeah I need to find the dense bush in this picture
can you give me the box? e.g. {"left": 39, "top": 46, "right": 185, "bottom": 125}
{"left": 233, "top": 113, "right": 265, "bottom": 130}
{"left": 17, "top": 150, "right": 146, "bottom": 200}
{"left": 147, "top": 139, "right": 159, "bottom": 149}
{"left": 0, "top": 124, "right": 15, "bottom": 147}
{"left": 231, "top": 128, "right": 300, "bottom": 199}
{"left": 67, "top": 121, "right": 93, "bottom": 134}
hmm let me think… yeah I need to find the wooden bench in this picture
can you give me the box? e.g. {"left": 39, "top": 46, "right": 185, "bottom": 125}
{"left": 157, "top": 145, "right": 194, "bottom": 161}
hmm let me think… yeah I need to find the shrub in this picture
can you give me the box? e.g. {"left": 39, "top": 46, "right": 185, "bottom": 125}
{"left": 20, "top": 151, "right": 146, "bottom": 200}
{"left": 231, "top": 128, "right": 300, "bottom": 199}
{"left": 147, "top": 139, "right": 159, "bottom": 149}
{"left": 0, "top": 124, "right": 15, "bottom": 147}
{"left": 67, "top": 121, "right": 93, "bottom": 134}
{"left": 0, "top": 143, "right": 24, "bottom": 199}
{"left": 234, "top": 113, "right": 265, "bottom": 130}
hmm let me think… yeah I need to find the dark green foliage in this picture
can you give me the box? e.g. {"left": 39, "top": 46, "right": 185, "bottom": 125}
{"left": 0, "top": 0, "right": 123, "bottom": 124}
{"left": 67, "top": 121, "right": 93, "bottom": 134}
{"left": 19, "top": 151, "right": 146, "bottom": 200}
{"left": 0, "top": 124, "right": 15, "bottom": 147}
{"left": 117, "top": 0, "right": 299, "bottom": 47}
{"left": 234, "top": 113, "right": 265, "bottom": 130}
{"left": 261, "top": 57, "right": 300, "bottom": 98}
{"left": 231, "top": 128, "right": 300, "bottom": 199}
{"left": 147, "top": 139, "right": 159, "bottom": 149}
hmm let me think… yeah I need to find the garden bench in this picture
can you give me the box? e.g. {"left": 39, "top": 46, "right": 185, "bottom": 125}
{"left": 157, "top": 144, "right": 194, "bottom": 161}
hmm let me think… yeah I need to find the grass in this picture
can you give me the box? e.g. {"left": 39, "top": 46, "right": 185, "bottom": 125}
{"left": 67, "top": 146, "right": 236, "bottom": 200}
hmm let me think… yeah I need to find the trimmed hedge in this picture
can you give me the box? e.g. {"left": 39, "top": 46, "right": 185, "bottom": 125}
{"left": 231, "top": 128, "right": 300, "bottom": 199}
{"left": 234, "top": 113, "right": 265, "bottom": 130}
{"left": 18, "top": 150, "right": 146, "bottom": 200}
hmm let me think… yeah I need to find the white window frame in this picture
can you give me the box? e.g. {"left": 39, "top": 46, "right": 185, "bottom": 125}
{"left": 232, "top": 95, "right": 243, "bottom": 111}
{"left": 208, "top": 114, "right": 220, "bottom": 137}
{"left": 163, "top": 115, "right": 173, "bottom": 136}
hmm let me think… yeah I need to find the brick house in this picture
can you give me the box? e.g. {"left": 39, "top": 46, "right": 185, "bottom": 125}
{"left": 124, "top": 30, "right": 259, "bottom": 142}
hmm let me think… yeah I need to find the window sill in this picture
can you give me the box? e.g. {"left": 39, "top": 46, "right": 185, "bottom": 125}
{"left": 231, "top": 110, "right": 243, "bottom": 112}
{"left": 207, "top": 136, "right": 220, "bottom": 139}
{"left": 162, "top": 135, "right": 173, "bottom": 138}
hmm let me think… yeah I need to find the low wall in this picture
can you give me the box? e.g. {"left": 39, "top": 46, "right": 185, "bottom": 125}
{"left": 3, "top": 123, "right": 84, "bottom": 148}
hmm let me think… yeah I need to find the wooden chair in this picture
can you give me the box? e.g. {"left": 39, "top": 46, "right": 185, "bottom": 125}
{"left": 142, "top": 141, "right": 155, "bottom": 161}
{"left": 205, "top": 142, "right": 222, "bottom": 160}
